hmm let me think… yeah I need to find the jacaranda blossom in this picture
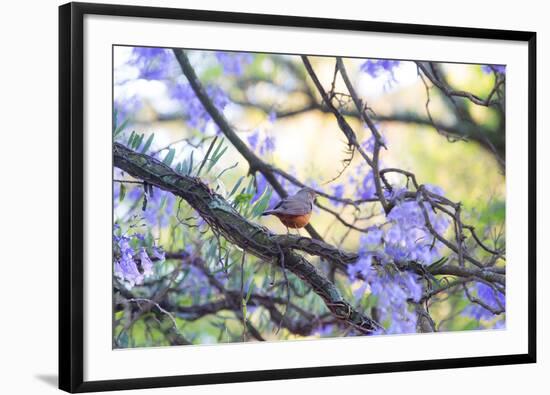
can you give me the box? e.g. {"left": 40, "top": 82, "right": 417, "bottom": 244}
{"left": 129, "top": 47, "right": 175, "bottom": 80}
{"left": 360, "top": 59, "right": 400, "bottom": 78}
{"left": 463, "top": 282, "right": 505, "bottom": 321}
{"left": 114, "top": 232, "right": 159, "bottom": 288}
{"left": 482, "top": 64, "right": 506, "bottom": 75}
{"left": 215, "top": 51, "right": 253, "bottom": 76}
{"left": 114, "top": 235, "right": 144, "bottom": 287}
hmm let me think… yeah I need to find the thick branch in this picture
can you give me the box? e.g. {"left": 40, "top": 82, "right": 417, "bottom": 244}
{"left": 270, "top": 234, "right": 358, "bottom": 264}
{"left": 169, "top": 293, "right": 331, "bottom": 336}
{"left": 398, "top": 260, "right": 505, "bottom": 287}
{"left": 114, "top": 142, "right": 381, "bottom": 334}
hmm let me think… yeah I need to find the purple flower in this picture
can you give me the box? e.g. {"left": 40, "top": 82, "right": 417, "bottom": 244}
{"left": 363, "top": 135, "right": 376, "bottom": 153}
{"left": 359, "top": 171, "right": 376, "bottom": 199}
{"left": 387, "top": 308, "right": 417, "bottom": 334}
{"left": 493, "top": 319, "right": 506, "bottom": 329}
{"left": 348, "top": 258, "right": 422, "bottom": 334}
{"left": 384, "top": 187, "right": 407, "bottom": 201}
{"left": 482, "top": 64, "right": 506, "bottom": 75}
{"left": 114, "top": 236, "right": 144, "bottom": 287}
{"left": 142, "top": 189, "right": 176, "bottom": 227}
{"left": 424, "top": 184, "right": 445, "bottom": 197}
{"left": 331, "top": 184, "right": 345, "bottom": 206}
{"left": 151, "top": 246, "right": 165, "bottom": 261}
{"left": 178, "top": 264, "right": 212, "bottom": 299}
{"left": 215, "top": 51, "right": 253, "bottom": 75}
{"left": 364, "top": 226, "right": 383, "bottom": 246}
{"left": 114, "top": 95, "right": 141, "bottom": 124}
{"left": 389, "top": 201, "right": 425, "bottom": 231}
{"left": 259, "top": 135, "right": 276, "bottom": 155}
{"left": 139, "top": 247, "right": 154, "bottom": 276}
{"left": 113, "top": 230, "right": 160, "bottom": 288}
{"left": 382, "top": 196, "right": 450, "bottom": 265}
{"left": 360, "top": 59, "right": 400, "bottom": 78}
{"left": 332, "top": 184, "right": 344, "bottom": 199}
{"left": 171, "top": 83, "right": 229, "bottom": 133}
{"left": 463, "top": 283, "right": 505, "bottom": 320}
{"left": 253, "top": 174, "right": 267, "bottom": 201}
{"left": 347, "top": 254, "right": 374, "bottom": 280}
{"left": 247, "top": 130, "right": 260, "bottom": 150}
{"left": 362, "top": 133, "right": 387, "bottom": 153}
{"left": 314, "top": 324, "right": 334, "bottom": 337}
{"left": 397, "top": 272, "right": 422, "bottom": 303}
{"left": 128, "top": 47, "right": 174, "bottom": 80}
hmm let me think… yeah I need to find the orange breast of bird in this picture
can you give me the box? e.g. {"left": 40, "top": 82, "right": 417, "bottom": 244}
{"left": 274, "top": 212, "right": 312, "bottom": 229}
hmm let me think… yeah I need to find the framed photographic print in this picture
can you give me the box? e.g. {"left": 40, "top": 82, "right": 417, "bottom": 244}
{"left": 59, "top": 2, "right": 537, "bottom": 392}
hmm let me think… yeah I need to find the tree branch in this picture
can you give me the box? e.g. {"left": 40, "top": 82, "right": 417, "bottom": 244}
{"left": 114, "top": 142, "right": 381, "bottom": 334}
{"left": 416, "top": 62, "right": 502, "bottom": 107}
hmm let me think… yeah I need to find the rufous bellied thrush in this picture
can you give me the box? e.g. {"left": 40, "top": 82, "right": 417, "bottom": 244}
{"left": 261, "top": 187, "right": 317, "bottom": 232}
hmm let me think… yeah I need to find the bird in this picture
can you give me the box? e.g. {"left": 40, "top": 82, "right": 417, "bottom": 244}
{"left": 261, "top": 187, "right": 317, "bottom": 234}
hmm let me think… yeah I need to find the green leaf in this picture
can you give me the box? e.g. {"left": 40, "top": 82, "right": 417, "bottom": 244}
{"left": 245, "top": 280, "right": 255, "bottom": 303}
{"left": 224, "top": 251, "right": 231, "bottom": 271}
{"left": 201, "top": 64, "right": 223, "bottom": 82}
{"left": 480, "top": 200, "right": 505, "bottom": 224}
{"left": 461, "top": 320, "right": 480, "bottom": 331}
{"left": 216, "top": 162, "right": 238, "bottom": 180}
{"left": 207, "top": 145, "right": 228, "bottom": 172}
{"left": 180, "top": 267, "right": 191, "bottom": 283}
{"left": 140, "top": 133, "right": 155, "bottom": 154}
{"left": 245, "top": 176, "right": 256, "bottom": 195}
{"left": 228, "top": 176, "right": 245, "bottom": 198}
{"left": 427, "top": 256, "right": 448, "bottom": 272}
{"left": 234, "top": 193, "right": 253, "bottom": 206}
{"left": 133, "top": 133, "right": 144, "bottom": 150}
{"left": 251, "top": 187, "right": 272, "bottom": 218}
{"left": 112, "top": 109, "right": 118, "bottom": 134}
{"left": 204, "top": 239, "right": 218, "bottom": 263}
{"left": 188, "top": 151, "right": 194, "bottom": 175}
{"left": 209, "top": 147, "right": 228, "bottom": 172}
{"left": 214, "top": 146, "right": 228, "bottom": 161}
{"left": 114, "top": 117, "right": 130, "bottom": 138}
{"left": 196, "top": 136, "right": 218, "bottom": 176}
{"left": 179, "top": 159, "right": 188, "bottom": 175}
{"left": 127, "top": 131, "right": 136, "bottom": 146}
{"left": 117, "top": 331, "right": 129, "bottom": 348}
{"left": 211, "top": 260, "right": 235, "bottom": 275}
{"left": 119, "top": 183, "right": 126, "bottom": 202}
{"left": 163, "top": 148, "right": 176, "bottom": 166}
{"left": 211, "top": 137, "right": 224, "bottom": 157}
{"left": 159, "top": 195, "right": 167, "bottom": 210}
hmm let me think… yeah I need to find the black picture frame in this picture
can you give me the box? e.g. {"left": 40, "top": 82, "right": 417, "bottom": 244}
{"left": 59, "top": 2, "right": 537, "bottom": 392}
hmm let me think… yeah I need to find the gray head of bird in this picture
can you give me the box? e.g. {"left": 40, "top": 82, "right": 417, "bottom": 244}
{"left": 296, "top": 187, "right": 318, "bottom": 202}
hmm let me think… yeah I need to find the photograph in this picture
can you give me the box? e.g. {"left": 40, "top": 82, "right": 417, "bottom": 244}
{"left": 112, "top": 46, "right": 506, "bottom": 348}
